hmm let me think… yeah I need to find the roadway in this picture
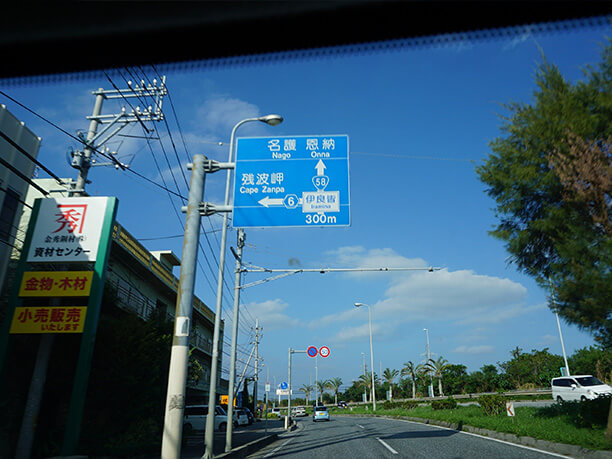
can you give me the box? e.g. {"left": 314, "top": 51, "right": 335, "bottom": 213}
{"left": 248, "top": 415, "right": 563, "bottom": 458}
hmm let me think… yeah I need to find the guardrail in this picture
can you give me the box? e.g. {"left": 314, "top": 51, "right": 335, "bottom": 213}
{"left": 347, "top": 388, "right": 553, "bottom": 406}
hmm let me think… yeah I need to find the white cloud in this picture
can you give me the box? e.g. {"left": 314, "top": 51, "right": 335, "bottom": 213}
{"left": 331, "top": 321, "right": 395, "bottom": 343}
{"left": 243, "top": 299, "right": 299, "bottom": 331}
{"left": 196, "top": 97, "right": 262, "bottom": 136}
{"left": 540, "top": 334, "right": 559, "bottom": 345}
{"left": 454, "top": 345, "right": 494, "bottom": 354}
{"left": 315, "top": 247, "right": 536, "bottom": 343}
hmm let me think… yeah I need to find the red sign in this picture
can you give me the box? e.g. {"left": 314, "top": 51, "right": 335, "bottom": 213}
{"left": 319, "top": 346, "right": 330, "bottom": 357}
{"left": 307, "top": 346, "right": 318, "bottom": 357}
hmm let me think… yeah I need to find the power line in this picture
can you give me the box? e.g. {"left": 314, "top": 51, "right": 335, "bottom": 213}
{"left": 0, "top": 130, "right": 64, "bottom": 183}
{"left": 0, "top": 90, "right": 123, "bottom": 169}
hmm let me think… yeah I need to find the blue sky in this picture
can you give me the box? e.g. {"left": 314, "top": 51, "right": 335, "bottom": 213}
{"left": 2, "top": 21, "right": 609, "bottom": 397}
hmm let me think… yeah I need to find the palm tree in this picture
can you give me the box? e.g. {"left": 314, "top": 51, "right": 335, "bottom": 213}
{"left": 300, "top": 384, "right": 314, "bottom": 405}
{"left": 357, "top": 372, "right": 379, "bottom": 402}
{"left": 382, "top": 368, "right": 399, "bottom": 399}
{"left": 425, "top": 357, "right": 451, "bottom": 397}
{"left": 315, "top": 379, "right": 328, "bottom": 404}
{"left": 326, "top": 377, "right": 343, "bottom": 405}
{"left": 401, "top": 361, "right": 422, "bottom": 399}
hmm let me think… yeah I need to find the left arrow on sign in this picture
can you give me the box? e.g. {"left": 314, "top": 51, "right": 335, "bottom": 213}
{"left": 258, "top": 196, "right": 284, "bottom": 207}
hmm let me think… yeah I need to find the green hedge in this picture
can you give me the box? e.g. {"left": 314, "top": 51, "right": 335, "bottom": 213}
{"left": 478, "top": 394, "right": 506, "bottom": 415}
{"left": 431, "top": 397, "right": 457, "bottom": 410}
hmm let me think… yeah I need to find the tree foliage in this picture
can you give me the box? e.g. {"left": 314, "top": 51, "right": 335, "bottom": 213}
{"left": 476, "top": 39, "right": 612, "bottom": 347}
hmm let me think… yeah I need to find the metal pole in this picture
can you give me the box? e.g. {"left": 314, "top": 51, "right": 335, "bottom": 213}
{"left": 288, "top": 348, "right": 292, "bottom": 428}
{"left": 204, "top": 117, "right": 263, "bottom": 458}
{"left": 254, "top": 318, "right": 259, "bottom": 416}
{"left": 550, "top": 278, "right": 570, "bottom": 376}
{"left": 425, "top": 328, "right": 433, "bottom": 397}
{"left": 367, "top": 305, "right": 376, "bottom": 411}
{"left": 315, "top": 354, "right": 318, "bottom": 404}
{"left": 225, "top": 228, "right": 245, "bottom": 452}
{"left": 362, "top": 352, "right": 367, "bottom": 403}
{"left": 556, "top": 313, "right": 571, "bottom": 376}
{"left": 161, "top": 155, "right": 206, "bottom": 459}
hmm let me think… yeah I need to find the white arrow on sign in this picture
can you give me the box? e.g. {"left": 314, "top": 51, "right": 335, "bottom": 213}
{"left": 258, "top": 196, "right": 284, "bottom": 208}
{"left": 315, "top": 159, "right": 326, "bottom": 176}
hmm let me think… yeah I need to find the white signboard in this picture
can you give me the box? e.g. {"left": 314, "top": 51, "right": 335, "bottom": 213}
{"left": 506, "top": 401, "right": 515, "bottom": 417}
{"left": 276, "top": 389, "right": 292, "bottom": 396}
{"left": 27, "top": 197, "right": 111, "bottom": 263}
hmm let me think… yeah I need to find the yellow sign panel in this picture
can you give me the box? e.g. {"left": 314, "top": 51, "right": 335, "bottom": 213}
{"left": 219, "top": 395, "right": 236, "bottom": 406}
{"left": 10, "top": 307, "right": 87, "bottom": 334}
{"left": 19, "top": 271, "right": 93, "bottom": 297}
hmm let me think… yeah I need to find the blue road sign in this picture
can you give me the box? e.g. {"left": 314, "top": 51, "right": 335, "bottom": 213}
{"left": 307, "top": 346, "right": 318, "bottom": 357}
{"left": 232, "top": 135, "right": 350, "bottom": 228}
{"left": 280, "top": 381, "right": 288, "bottom": 390}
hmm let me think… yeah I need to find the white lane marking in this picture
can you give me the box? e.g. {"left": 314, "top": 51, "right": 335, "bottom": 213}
{"left": 377, "top": 437, "right": 399, "bottom": 455}
{"left": 396, "top": 418, "right": 568, "bottom": 458}
{"left": 357, "top": 424, "right": 364, "bottom": 429}
{"left": 263, "top": 436, "right": 295, "bottom": 458}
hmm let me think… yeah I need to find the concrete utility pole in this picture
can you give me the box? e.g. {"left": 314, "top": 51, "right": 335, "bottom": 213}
{"left": 161, "top": 155, "right": 206, "bottom": 459}
{"left": 71, "top": 78, "right": 166, "bottom": 196}
{"left": 18, "top": 77, "right": 167, "bottom": 459}
{"left": 225, "top": 228, "right": 245, "bottom": 452}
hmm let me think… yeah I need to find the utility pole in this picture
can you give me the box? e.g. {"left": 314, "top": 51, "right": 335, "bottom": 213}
{"left": 71, "top": 78, "right": 166, "bottom": 196}
{"left": 161, "top": 155, "right": 206, "bottom": 459}
{"left": 254, "top": 319, "right": 261, "bottom": 413}
{"left": 18, "top": 77, "right": 166, "bottom": 458}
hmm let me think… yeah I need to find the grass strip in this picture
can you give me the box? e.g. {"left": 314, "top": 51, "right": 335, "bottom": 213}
{"left": 332, "top": 405, "right": 612, "bottom": 451}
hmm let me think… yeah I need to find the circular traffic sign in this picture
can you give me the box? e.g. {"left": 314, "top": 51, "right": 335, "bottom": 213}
{"left": 319, "top": 346, "right": 330, "bottom": 358}
{"left": 280, "top": 381, "right": 288, "bottom": 390}
{"left": 307, "top": 346, "right": 318, "bottom": 357}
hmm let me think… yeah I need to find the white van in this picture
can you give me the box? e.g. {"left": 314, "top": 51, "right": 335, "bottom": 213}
{"left": 551, "top": 375, "right": 612, "bottom": 402}
{"left": 183, "top": 405, "right": 228, "bottom": 432}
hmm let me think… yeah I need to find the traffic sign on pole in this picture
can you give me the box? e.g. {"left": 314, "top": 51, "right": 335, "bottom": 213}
{"left": 232, "top": 135, "right": 350, "bottom": 228}
{"left": 280, "top": 381, "right": 288, "bottom": 390}
{"left": 307, "top": 346, "right": 318, "bottom": 357}
{"left": 319, "top": 346, "right": 330, "bottom": 358}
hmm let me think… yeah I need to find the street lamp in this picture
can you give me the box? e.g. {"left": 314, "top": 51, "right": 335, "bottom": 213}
{"left": 355, "top": 302, "right": 376, "bottom": 411}
{"left": 205, "top": 114, "right": 283, "bottom": 459}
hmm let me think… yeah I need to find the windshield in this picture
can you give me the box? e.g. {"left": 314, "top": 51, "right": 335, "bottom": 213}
{"left": 575, "top": 376, "right": 605, "bottom": 387}
{"left": 1, "top": 9, "right": 609, "bottom": 459}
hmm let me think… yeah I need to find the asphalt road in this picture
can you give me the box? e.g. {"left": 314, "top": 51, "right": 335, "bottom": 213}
{"left": 249, "top": 415, "right": 563, "bottom": 458}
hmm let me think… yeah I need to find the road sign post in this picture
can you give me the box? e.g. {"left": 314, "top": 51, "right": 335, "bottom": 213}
{"left": 233, "top": 135, "right": 350, "bottom": 228}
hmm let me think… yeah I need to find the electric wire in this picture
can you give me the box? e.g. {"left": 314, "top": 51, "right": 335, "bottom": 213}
{"left": 110, "top": 70, "right": 222, "bottom": 299}
{"left": 133, "top": 66, "right": 257, "bottom": 334}
{"left": 0, "top": 90, "right": 186, "bottom": 200}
